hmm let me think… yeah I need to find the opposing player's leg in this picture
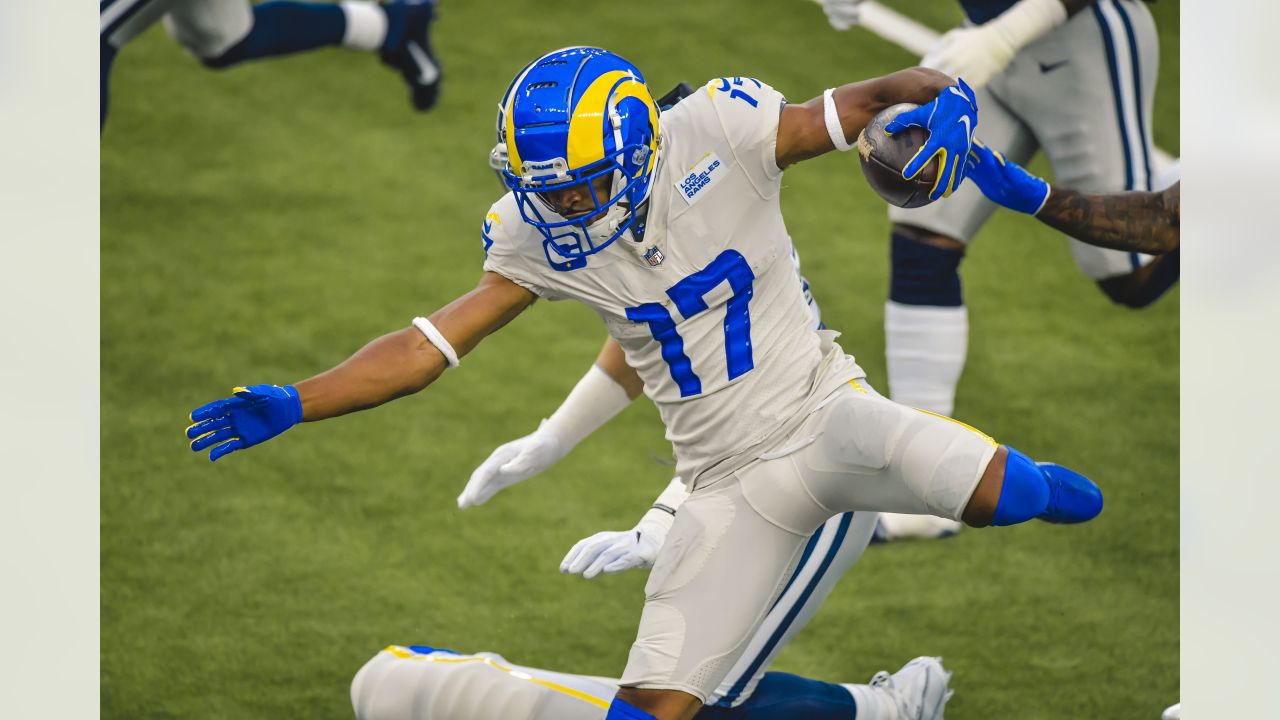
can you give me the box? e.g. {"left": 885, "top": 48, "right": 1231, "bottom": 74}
{"left": 163, "top": 0, "right": 441, "bottom": 110}
{"left": 704, "top": 512, "right": 876, "bottom": 709}
{"left": 351, "top": 645, "right": 618, "bottom": 720}
{"left": 351, "top": 644, "right": 945, "bottom": 720}
{"left": 883, "top": 84, "right": 1036, "bottom": 419}
{"left": 1000, "top": 0, "right": 1172, "bottom": 306}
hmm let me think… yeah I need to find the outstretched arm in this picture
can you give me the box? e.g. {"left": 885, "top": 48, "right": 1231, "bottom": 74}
{"left": 297, "top": 272, "right": 535, "bottom": 420}
{"left": 1036, "top": 182, "right": 1180, "bottom": 255}
{"left": 965, "top": 140, "right": 1180, "bottom": 254}
{"left": 187, "top": 272, "right": 536, "bottom": 461}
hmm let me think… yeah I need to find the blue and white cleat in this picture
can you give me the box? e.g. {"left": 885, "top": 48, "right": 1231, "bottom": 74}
{"left": 1035, "top": 462, "right": 1104, "bottom": 524}
{"left": 380, "top": 0, "right": 441, "bottom": 111}
{"left": 870, "top": 656, "right": 953, "bottom": 720}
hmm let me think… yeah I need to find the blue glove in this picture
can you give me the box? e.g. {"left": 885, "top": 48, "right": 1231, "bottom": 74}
{"left": 964, "top": 139, "right": 1051, "bottom": 215}
{"left": 885, "top": 78, "right": 979, "bottom": 201}
{"left": 186, "top": 384, "right": 303, "bottom": 461}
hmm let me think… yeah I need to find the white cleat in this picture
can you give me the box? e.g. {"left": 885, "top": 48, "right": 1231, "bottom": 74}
{"left": 873, "top": 512, "right": 963, "bottom": 543}
{"left": 1161, "top": 703, "right": 1181, "bottom": 720}
{"left": 870, "top": 656, "right": 954, "bottom": 720}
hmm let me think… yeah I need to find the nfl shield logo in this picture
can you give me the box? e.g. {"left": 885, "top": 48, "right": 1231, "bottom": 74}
{"left": 643, "top": 246, "right": 665, "bottom": 267}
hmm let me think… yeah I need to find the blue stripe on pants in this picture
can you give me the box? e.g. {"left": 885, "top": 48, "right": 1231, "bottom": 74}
{"left": 1111, "top": 0, "right": 1153, "bottom": 191}
{"left": 716, "top": 513, "right": 855, "bottom": 705}
{"left": 1092, "top": 2, "right": 1135, "bottom": 193}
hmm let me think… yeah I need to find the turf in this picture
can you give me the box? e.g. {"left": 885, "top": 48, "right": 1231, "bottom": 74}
{"left": 101, "top": 1, "right": 1179, "bottom": 717}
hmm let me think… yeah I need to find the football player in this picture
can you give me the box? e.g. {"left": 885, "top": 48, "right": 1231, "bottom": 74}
{"left": 100, "top": 0, "right": 441, "bottom": 128}
{"left": 822, "top": 0, "right": 1173, "bottom": 429}
{"left": 475, "top": 81, "right": 963, "bottom": 545}
{"left": 186, "top": 48, "right": 1104, "bottom": 720}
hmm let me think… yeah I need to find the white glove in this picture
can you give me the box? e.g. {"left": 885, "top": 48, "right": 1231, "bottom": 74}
{"left": 560, "top": 520, "right": 668, "bottom": 579}
{"left": 821, "top": 0, "right": 865, "bottom": 30}
{"left": 920, "top": 25, "right": 1017, "bottom": 90}
{"left": 456, "top": 422, "right": 567, "bottom": 508}
{"left": 457, "top": 364, "right": 632, "bottom": 509}
{"left": 922, "top": 0, "right": 1067, "bottom": 90}
{"left": 559, "top": 477, "right": 687, "bottom": 578}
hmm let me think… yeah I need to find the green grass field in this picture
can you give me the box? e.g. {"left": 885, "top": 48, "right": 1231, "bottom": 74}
{"left": 102, "top": 1, "right": 1179, "bottom": 717}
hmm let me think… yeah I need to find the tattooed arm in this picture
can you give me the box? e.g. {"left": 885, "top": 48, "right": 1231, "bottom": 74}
{"left": 1036, "top": 182, "right": 1180, "bottom": 255}
{"left": 966, "top": 140, "right": 1180, "bottom": 254}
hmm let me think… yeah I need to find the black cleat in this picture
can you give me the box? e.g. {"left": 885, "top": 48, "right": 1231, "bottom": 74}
{"left": 380, "top": 0, "right": 441, "bottom": 111}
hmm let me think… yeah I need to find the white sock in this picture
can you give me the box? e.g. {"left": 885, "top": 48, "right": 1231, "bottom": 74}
{"left": 884, "top": 300, "right": 969, "bottom": 416}
{"left": 340, "top": 1, "right": 388, "bottom": 51}
{"left": 844, "top": 683, "right": 893, "bottom": 720}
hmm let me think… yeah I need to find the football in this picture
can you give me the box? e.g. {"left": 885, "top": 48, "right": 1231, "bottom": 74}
{"left": 857, "top": 102, "right": 940, "bottom": 209}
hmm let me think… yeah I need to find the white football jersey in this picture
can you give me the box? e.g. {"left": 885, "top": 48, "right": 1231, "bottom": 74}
{"left": 482, "top": 77, "right": 863, "bottom": 486}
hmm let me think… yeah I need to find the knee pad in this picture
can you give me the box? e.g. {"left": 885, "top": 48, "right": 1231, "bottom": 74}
{"left": 990, "top": 447, "right": 1050, "bottom": 527}
{"left": 889, "top": 231, "right": 965, "bottom": 307}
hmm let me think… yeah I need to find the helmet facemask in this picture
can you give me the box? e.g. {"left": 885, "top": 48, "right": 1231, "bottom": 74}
{"left": 498, "top": 48, "right": 660, "bottom": 267}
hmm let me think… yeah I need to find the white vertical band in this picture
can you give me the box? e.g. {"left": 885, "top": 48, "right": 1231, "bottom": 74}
{"left": 822, "top": 88, "right": 853, "bottom": 152}
{"left": 340, "top": 1, "right": 388, "bottom": 51}
{"left": 412, "top": 317, "right": 460, "bottom": 368}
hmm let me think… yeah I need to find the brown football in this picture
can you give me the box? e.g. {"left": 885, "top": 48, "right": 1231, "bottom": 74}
{"left": 856, "top": 103, "right": 940, "bottom": 209}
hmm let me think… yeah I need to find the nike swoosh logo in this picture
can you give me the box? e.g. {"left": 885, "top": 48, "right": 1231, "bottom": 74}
{"left": 406, "top": 41, "right": 440, "bottom": 85}
{"left": 947, "top": 86, "right": 967, "bottom": 99}
{"left": 1039, "top": 60, "right": 1070, "bottom": 73}
{"left": 957, "top": 115, "right": 972, "bottom": 140}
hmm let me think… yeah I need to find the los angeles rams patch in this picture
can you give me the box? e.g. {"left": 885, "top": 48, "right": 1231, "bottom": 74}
{"left": 675, "top": 151, "right": 724, "bottom": 205}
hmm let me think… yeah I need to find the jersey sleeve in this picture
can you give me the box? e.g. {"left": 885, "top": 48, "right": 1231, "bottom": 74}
{"left": 701, "top": 77, "right": 787, "bottom": 192}
{"left": 478, "top": 200, "right": 558, "bottom": 300}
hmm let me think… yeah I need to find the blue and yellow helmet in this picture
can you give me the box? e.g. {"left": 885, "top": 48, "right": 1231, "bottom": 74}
{"left": 498, "top": 47, "right": 659, "bottom": 263}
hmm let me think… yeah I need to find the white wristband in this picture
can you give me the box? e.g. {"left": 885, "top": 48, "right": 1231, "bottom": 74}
{"left": 541, "top": 364, "right": 633, "bottom": 449}
{"left": 823, "top": 89, "right": 853, "bottom": 152}
{"left": 991, "top": 0, "right": 1068, "bottom": 50}
{"left": 412, "top": 317, "right": 460, "bottom": 368}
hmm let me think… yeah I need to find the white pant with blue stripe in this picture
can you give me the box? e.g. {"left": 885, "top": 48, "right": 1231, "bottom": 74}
{"left": 705, "top": 509, "right": 877, "bottom": 706}
{"left": 889, "top": 0, "right": 1162, "bottom": 280}
{"left": 620, "top": 378, "right": 997, "bottom": 701}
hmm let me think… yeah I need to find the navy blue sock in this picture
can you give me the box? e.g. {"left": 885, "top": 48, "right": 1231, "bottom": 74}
{"left": 101, "top": 40, "right": 117, "bottom": 129}
{"left": 204, "top": 2, "right": 349, "bottom": 69}
{"left": 1137, "top": 246, "right": 1179, "bottom": 306}
{"left": 889, "top": 231, "right": 964, "bottom": 307}
{"left": 695, "top": 673, "right": 857, "bottom": 719}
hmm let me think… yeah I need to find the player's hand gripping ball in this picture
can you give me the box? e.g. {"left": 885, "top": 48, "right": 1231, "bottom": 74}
{"left": 857, "top": 103, "right": 940, "bottom": 208}
{"left": 858, "top": 80, "right": 979, "bottom": 207}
